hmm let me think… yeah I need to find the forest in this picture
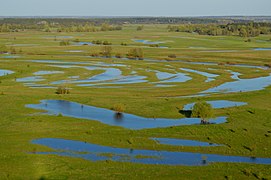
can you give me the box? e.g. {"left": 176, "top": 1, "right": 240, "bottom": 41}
{"left": 168, "top": 22, "right": 271, "bottom": 37}
{"left": 1, "top": 17, "right": 271, "bottom": 37}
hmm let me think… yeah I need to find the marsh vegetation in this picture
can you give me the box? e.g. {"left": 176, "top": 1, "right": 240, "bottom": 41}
{"left": 0, "top": 18, "right": 271, "bottom": 179}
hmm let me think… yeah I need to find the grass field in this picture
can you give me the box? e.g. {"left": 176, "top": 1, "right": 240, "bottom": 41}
{"left": 0, "top": 24, "right": 271, "bottom": 179}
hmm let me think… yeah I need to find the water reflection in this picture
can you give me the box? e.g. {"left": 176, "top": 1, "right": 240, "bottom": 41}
{"left": 31, "top": 138, "right": 271, "bottom": 166}
{"left": 26, "top": 100, "right": 227, "bottom": 130}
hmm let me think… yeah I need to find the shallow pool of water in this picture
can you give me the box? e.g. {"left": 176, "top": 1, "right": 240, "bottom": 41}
{"left": 180, "top": 68, "right": 218, "bottom": 82}
{"left": 77, "top": 75, "right": 148, "bottom": 86}
{"left": 26, "top": 59, "right": 269, "bottom": 91}
{"left": 69, "top": 76, "right": 80, "bottom": 79}
{"left": 26, "top": 100, "right": 227, "bottom": 130}
{"left": 148, "top": 69, "right": 191, "bottom": 84}
{"left": 107, "top": 75, "right": 147, "bottom": 85}
{"left": 76, "top": 42, "right": 94, "bottom": 46}
{"left": 160, "top": 73, "right": 192, "bottom": 83}
{"left": 92, "top": 62, "right": 127, "bottom": 67}
{"left": 254, "top": 48, "right": 271, "bottom": 51}
{"left": 156, "top": 72, "right": 177, "bottom": 80}
{"left": 227, "top": 70, "right": 241, "bottom": 80}
{"left": 176, "top": 60, "right": 268, "bottom": 70}
{"left": 74, "top": 68, "right": 122, "bottom": 84}
{"left": 151, "top": 138, "right": 221, "bottom": 147}
{"left": 0, "top": 69, "right": 14, "bottom": 76}
{"left": 31, "top": 138, "right": 271, "bottom": 166}
{"left": 33, "top": 71, "right": 64, "bottom": 75}
{"left": 17, "top": 70, "right": 64, "bottom": 87}
{"left": 28, "top": 60, "right": 90, "bottom": 65}
{"left": 16, "top": 76, "right": 45, "bottom": 82}
{"left": 49, "top": 63, "right": 148, "bottom": 86}
{"left": 132, "top": 39, "right": 164, "bottom": 45}
{"left": 183, "top": 100, "right": 247, "bottom": 110}
{"left": 2, "top": 55, "right": 21, "bottom": 59}
{"left": 202, "top": 74, "right": 271, "bottom": 94}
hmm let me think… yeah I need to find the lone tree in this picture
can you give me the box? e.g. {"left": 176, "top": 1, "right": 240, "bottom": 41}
{"left": 113, "top": 103, "right": 125, "bottom": 115}
{"left": 191, "top": 101, "right": 214, "bottom": 124}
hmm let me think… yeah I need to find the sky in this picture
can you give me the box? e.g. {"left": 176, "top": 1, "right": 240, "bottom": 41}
{"left": 0, "top": 0, "right": 270, "bottom": 17}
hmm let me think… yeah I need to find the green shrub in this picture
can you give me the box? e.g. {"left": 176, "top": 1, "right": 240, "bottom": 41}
{"left": 59, "top": 41, "right": 70, "bottom": 46}
{"left": 10, "top": 47, "right": 16, "bottom": 54}
{"left": 126, "top": 48, "right": 144, "bottom": 60}
{"left": 168, "top": 54, "right": 176, "bottom": 58}
{"left": 0, "top": 45, "right": 8, "bottom": 54}
{"left": 113, "top": 103, "right": 125, "bottom": 113}
{"left": 115, "top": 53, "right": 122, "bottom": 58}
{"left": 90, "top": 52, "right": 99, "bottom": 57}
{"left": 102, "top": 41, "right": 112, "bottom": 45}
{"left": 149, "top": 44, "right": 159, "bottom": 47}
{"left": 137, "top": 25, "right": 144, "bottom": 31}
{"left": 56, "top": 86, "right": 70, "bottom": 94}
{"left": 100, "top": 46, "right": 112, "bottom": 57}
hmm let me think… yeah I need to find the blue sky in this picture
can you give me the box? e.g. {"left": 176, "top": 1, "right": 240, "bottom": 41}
{"left": 0, "top": 0, "right": 270, "bottom": 16}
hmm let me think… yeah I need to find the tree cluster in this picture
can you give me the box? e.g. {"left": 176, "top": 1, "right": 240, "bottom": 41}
{"left": 126, "top": 48, "right": 144, "bottom": 60}
{"left": 56, "top": 86, "right": 70, "bottom": 94}
{"left": 168, "top": 22, "right": 271, "bottom": 37}
{"left": 100, "top": 46, "right": 113, "bottom": 57}
{"left": 57, "top": 23, "right": 122, "bottom": 32}
{"left": 0, "top": 21, "right": 122, "bottom": 33}
{"left": 92, "top": 40, "right": 112, "bottom": 45}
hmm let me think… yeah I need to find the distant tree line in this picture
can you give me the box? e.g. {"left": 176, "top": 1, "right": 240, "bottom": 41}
{"left": 1, "top": 17, "right": 271, "bottom": 35}
{"left": 0, "top": 17, "right": 256, "bottom": 26}
{"left": 57, "top": 23, "right": 122, "bottom": 32}
{"left": 168, "top": 22, "right": 271, "bottom": 37}
{"left": 0, "top": 21, "right": 122, "bottom": 33}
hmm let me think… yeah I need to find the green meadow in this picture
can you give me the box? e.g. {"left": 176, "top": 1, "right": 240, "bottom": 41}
{"left": 0, "top": 24, "right": 271, "bottom": 179}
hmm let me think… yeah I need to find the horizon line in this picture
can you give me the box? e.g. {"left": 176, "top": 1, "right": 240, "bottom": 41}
{"left": 1, "top": 15, "right": 271, "bottom": 18}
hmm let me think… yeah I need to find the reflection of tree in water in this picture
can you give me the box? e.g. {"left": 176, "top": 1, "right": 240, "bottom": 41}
{"left": 201, "top": 156, "right": 207, "bottom": 165}
{"left": 179, "top": 110, "right": 192, "bottom": 118}
{"left": 114, "top": 113, "right": 123, "bottom": 123}
{"left": 250, "top": 156, "right": 257, "bottom": 161}
{"left": 56, "top": 100, "right": 72, "bottom": 112}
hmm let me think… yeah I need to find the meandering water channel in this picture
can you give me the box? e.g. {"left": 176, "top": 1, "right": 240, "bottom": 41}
{"left": 26, "top": 100, "right": 227, "bottom": 130}
{"left": 32, "top": 138, "right": 271, "bottom": 166}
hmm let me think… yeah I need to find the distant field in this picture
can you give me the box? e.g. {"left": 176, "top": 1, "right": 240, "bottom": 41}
{"left": 0, "top": 24, "right": 271, "bottom": 179}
